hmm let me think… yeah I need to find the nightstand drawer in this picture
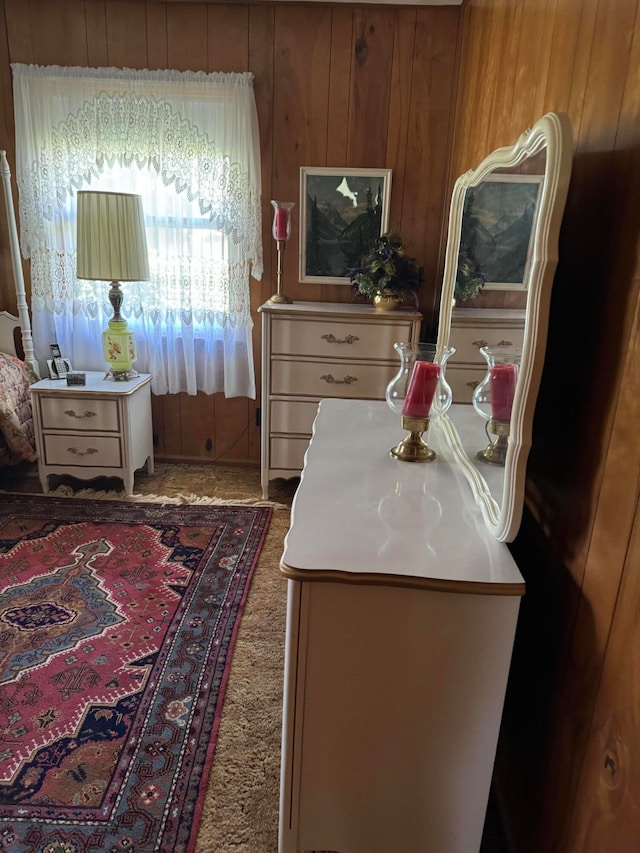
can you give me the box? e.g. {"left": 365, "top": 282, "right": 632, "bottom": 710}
{"left": 42, "top": 434, "right": 122, "bottom": 467}
{"left": 271, "top": 316, "right": 414, "bottom": 361}
{"left": 271, "top": 359, "right": 396, "bottom": 399}
{"left": 39, "top": 396, "right": 120, "bottom": 431}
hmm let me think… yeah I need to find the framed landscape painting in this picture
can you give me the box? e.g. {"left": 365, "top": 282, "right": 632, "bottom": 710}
{"left": 299, "top": 166, "right": 392, "bottom": 285}
{"left": 458, "top": 174, "right": 543, "bottom": 290}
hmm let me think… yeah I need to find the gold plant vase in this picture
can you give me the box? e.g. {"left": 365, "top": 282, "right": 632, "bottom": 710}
{"left": 373, "top": 291, "right": 402, "bottom": 311}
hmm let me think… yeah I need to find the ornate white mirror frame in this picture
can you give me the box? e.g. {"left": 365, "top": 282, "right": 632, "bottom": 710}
{"left": 436, "top": 112, "right": 573, "bottom": 542}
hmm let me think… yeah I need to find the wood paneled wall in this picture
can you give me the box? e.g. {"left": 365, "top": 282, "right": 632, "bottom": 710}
{"left": 0, "top": 0, "right": 460, "bottom": 464}
{"left": 452, "top": 1, "right": 640, "bottom": 851}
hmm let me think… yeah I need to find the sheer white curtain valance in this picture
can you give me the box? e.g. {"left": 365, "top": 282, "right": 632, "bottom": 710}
{"left": 12, "top": 63, "right": 263, "bottom": 397}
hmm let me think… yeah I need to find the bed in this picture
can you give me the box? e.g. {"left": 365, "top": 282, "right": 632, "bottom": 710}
{"left": 0, "top": 149, "right": 40, "bottom": 467}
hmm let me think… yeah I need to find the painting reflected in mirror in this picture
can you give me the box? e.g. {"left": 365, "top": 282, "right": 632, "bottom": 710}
{"left": 457, "top": 174, "right": 543, "bottom": 295}
{"left": 436, "top": 113, "right": 573, "bottom": 542}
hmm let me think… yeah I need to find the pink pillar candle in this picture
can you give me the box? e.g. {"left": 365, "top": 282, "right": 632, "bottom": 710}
{"left": 490, "top": 363, "right": 518, "bottom": 421}
{"left": 275, "top": 207, "right": 289, "bottom": 241}
{"left": 402, "top": 361, "right": 441, "bottom": 419}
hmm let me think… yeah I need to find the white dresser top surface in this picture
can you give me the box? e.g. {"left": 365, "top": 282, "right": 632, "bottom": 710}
{"left": 281, "top": 398, "right": 524, "bottom": 595}
{"left": 258, "top": 299, "right": 422, "bottom": 319}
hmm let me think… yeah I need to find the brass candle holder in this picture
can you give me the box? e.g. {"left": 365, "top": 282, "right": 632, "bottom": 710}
{"left": 268, "top": 238, "right": 293, "bottom": 304}
{"left": 390, "top": 414, "right": 436, "bottom": 463}
{"left": 476, "top": 417, "right": 509, "bottom": 466}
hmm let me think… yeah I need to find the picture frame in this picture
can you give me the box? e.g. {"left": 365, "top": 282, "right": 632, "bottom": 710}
{"left": 458, "top": 174, "right": 544, "bottom": 291}
{"left": 299, "top": 166, "right": 392, "bottom": 285}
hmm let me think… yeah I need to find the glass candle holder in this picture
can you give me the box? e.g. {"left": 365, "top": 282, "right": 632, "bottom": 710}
{"left": 269, "top": 201, "right": 295, "bottom": 303}
{"left": 472, "top": 344, "right": 521, "bottom": 466}
{"left": 385, "top": 342, "right": 456, "bottom": 462}
{"left": 386, "top": 342, "right": 455, "bottom": 418}
{"left": 271, "top": 200, "right": 294, "bottom": 242}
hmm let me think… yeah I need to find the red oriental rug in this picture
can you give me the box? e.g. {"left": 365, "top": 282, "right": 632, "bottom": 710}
{"left": 0, "top": 494, "right": 271, "bottom": 852}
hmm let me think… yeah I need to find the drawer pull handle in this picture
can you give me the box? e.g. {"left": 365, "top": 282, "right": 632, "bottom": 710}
{"left": 466, "top": 380, "right": 480, "bottom": 389}
{"left": 67, "top": 447, "right": 99, "bottom": 457}
{"left": 321, "top": 333, "right": 360, "bottom": 345}
{"left": 472, "top": 339, "right": 513, "bottom": 348}
{"left": 64, "top": 409, "right": 97, "bottom": 420}
{"left": 320, "top": 374, "right": 358, "bottom": 385}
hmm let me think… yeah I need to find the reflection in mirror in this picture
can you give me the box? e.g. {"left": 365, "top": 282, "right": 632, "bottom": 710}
{"left": 436, "top": 113, "right": 573, "bottom": 542}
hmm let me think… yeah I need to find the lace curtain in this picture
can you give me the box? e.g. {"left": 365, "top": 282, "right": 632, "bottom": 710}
{"left": 12, "top": 63, "right": 263, "bottom": 396}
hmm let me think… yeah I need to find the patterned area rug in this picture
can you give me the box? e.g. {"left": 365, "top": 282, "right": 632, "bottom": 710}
{"left": 0, "top": 494, "right": 271, "bottom": 852}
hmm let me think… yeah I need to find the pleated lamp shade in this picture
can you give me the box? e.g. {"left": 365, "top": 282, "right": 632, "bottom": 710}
{"left": 76, "top": 190, "right": 149, "bottom": 379}
{"left": 76, "top": 191, "right": 149, "bottom": 282}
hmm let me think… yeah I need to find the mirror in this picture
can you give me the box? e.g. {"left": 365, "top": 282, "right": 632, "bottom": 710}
{"left": 436, "top": 112, "right": 573, "bottom": 542}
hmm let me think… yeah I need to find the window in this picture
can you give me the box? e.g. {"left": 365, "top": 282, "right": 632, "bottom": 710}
{"left": 12, "top": 64, "right": 263, "bottom": 396}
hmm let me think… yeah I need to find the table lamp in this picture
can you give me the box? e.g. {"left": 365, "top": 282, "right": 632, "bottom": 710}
{"left": 76, "top": 190, "right": 149, "bottom": 380}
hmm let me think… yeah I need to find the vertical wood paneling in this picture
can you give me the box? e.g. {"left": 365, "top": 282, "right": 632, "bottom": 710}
{"left": 86, "top": 2, "right": 109, "bottom": 68}
{"left": 207, "top": 4, "right": 249, "bottom": 72}
{"left": 4, "top": 0, "right": 35, "bottom": 63}
{"left": 454, "top": 1, "right": 640, "bottom": 851}
{"left": 166, "top": 2, "right": 207, "bottom": 71}
{"left": 272, "top": 5, "right": 332, "bottom": 305}
{"left": 213, "top": 393, "right": 250, "bottom": 462}
{"left": 150, "top": 393, "right": 165, "bottom": 455}
{"left": 569, "top": 493, "right": 640, "bottom": 851}
{"left": 30, "top": 0, "right": 89, "bottom": 66}
{"left": 403, "top": 7, "right": 459, "bottom": 331}
{"left": 386, "top": 8, "right": 417, "bottom": 229}
{"left": 567, "top": 295, "right": 640, "bottom": 852}
{"left": 179, "top": 391, "right": 216, "bottom": 459}
{"left": 347, "top": 8, "right": 393, "bottom": 168}
{"left": 320, "top": 6, "right": 354, "bottom": 304}
{"left": 159, "top": 393, "right": 183, "bottom": 458}
{"left": 146, "top": 3, "right": 168, "bottom": 70}
{"left": 508, "top": 1, "right": 547, "bottom": 139}
{"left": 105, "top": 1, "right": 148, "bottom": 67}
{"left": 325, "top": 7, "right": 353, "bottom": 167}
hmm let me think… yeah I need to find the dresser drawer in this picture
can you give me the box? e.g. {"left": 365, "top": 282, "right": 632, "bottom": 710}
{"left": 448, "top": 366, "right": 486, "bottom": 405}
{"left": 271, "top": 359, "right": 396, "bottom": 400}
{"left": 450, "top": 324, "right": 525, "bottom": 365}
{"left": 271, "top": 316, "right": 414, "bottom": 361}
{"left": 270, "top": 436, "right": 309, "bottom": 471}
{"left": 271, "top": 400, "right": 319, "bottom": 436}
{"left": 42, "top": 434, "right": 123, "bottom": 467}
{"left": 39, "top": 396, "right": 120, "bottom": 431}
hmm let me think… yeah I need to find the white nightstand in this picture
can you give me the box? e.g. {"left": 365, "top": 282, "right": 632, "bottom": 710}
{"left": 30, "top": 372, "right": 154, "bottom": 494}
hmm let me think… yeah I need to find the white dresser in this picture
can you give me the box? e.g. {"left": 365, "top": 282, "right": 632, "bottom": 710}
{"left": 30, "top": 372, "right": 154, "bottom": 494}
{"left": 278, "top": 398, "right": 524, "bottom": 853}
{"left": 258, "top": 301, "right": 422, "bottom": 498}
{"left": 448, "top": 307, "right": 525, "bottom": 403}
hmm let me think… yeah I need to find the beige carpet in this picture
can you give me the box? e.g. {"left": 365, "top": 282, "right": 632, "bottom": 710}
{"left": 2, "top": 461, "right": 298, "bottom": 853}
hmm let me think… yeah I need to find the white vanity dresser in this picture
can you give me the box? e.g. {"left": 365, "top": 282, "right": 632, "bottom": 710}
{"left": 276, "top": 112, "right": 573, "bottom": 853}
{"left": 279, "top": 398, "right": 524, "bottom": 853}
